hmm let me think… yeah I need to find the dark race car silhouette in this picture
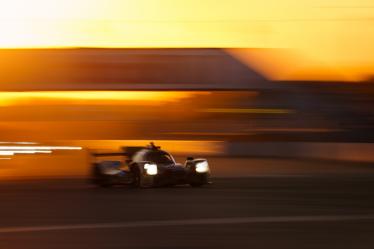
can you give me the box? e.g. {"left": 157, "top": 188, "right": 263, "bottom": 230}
{"left": 91, "top": 142, "right": 211, "bottom": 188}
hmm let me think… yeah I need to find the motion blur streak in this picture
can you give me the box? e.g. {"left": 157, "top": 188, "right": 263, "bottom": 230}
{"left": 1, "top": 215, "right": 374, "bottom": 234}
{"left": 0, "top": 146, "right": 81, "bottom": 150}
{"left": 0, "top": 142, "right": 38, "bottom": 144}
{"left": 0, "top": 91, "right": 201, "bottom": 106}
{"left": 0, "top": 150, "right": 52, "bottom": 154}
{"left": 0, "top": 1, "right": 372, "bottom": 248}
{"left": 72, "top": 140, "right": 222, "bottom": 155}
{"left": 0, "top": 140, "right": 222, "bottom": 179}
{"left": 0, "top": 151, "right": 14, "bottom": 156}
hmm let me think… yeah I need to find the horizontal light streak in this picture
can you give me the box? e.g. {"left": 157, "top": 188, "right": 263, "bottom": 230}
{"left": 0, "top": 146, "right": 81, "bottom": 157}
{"left": 0, "top": 142, "right": 39, "bottom": 145}
{"left": 0, "top": 146, "right": 82, "bottom": 150}
{"left": 0, "top": 91, "right": 200, "bottom": 106}
{"left": 0, "top": 150, "right": 52, "bottom": 155}
{"left": 0, "top": 151, "right": 14, "bottom": 156}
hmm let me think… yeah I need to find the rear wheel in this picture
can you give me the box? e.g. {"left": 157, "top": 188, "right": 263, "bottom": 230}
{"left": 130, "top": 166, "right": 141, "bottom": 188}
{"left": 92, "top": 164, "right": 113, "bottom": 188}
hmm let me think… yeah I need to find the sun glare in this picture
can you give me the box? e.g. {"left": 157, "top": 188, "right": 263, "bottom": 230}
{"left": 0, "top": 0, "right": 373, "bottom": 80}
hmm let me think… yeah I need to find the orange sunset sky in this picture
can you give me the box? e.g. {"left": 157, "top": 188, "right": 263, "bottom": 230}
{"left": 0, "top": 0, "right": 373, "bottom": 81}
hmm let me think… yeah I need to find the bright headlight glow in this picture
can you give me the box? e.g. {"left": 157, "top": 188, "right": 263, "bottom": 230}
{"left": 144, "top": 163, "right": 158, "bottom": 175}
{"left": 196, "top": 161, "right": 209, "bottom": 173}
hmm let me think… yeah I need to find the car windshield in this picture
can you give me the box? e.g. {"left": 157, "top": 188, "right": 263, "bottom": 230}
{"left": 145, "top": 151, "right": 175, "bottom": 164}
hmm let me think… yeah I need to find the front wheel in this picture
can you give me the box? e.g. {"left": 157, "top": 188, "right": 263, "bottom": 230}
{"left": 188, "top": 173, "right": 209, "bottom": 187}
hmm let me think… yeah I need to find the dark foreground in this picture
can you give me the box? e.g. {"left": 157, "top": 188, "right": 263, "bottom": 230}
{"left": 0, "top": 175, "right": 373, "bottom": 249}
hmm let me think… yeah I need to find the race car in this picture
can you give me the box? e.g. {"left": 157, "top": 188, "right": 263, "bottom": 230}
{"left": 91, "top": 142, "right": 211, "bottom": 188}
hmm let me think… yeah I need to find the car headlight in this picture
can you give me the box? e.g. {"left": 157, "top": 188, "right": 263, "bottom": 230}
{"left": 195, "top": 161, "right": 209, "bottom": 173}
{"left": 144, "top": 163, "right": 158, "bottom": 175}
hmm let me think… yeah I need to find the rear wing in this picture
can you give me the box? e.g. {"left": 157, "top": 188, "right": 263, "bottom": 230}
{"left": 92, "top": 144, "right": 159, "bottom": 159}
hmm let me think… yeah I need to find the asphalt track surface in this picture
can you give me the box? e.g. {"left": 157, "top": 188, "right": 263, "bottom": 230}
{"left": 0, "top": 161, "right": 374, "bottom": 248}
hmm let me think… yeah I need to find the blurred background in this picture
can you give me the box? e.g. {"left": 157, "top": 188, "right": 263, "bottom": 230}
{"left": 1, "top": 47, "right": 373, "bottom": 178}
{"left": 0, "top": 1, "right": 374, "bottom": 248}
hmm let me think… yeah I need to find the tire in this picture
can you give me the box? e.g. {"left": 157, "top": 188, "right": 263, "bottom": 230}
{"left": 92, "top": 165, "right": 113, "bottom": 188}
{"left": 189, "top": 173, "right": 208, "bottom": 187}
{"left": 130, "top": 166, "right": 141, "bottom": 188}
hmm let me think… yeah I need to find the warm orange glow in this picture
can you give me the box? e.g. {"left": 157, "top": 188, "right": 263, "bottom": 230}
{"left": 73, "top": 140, "right": 224, "bottom": 155}
{"left": 0, "top": 91, "right": 202, "bottom": 106}
{"left": 0, "top": 0, "right": 373, "bottom": 80}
